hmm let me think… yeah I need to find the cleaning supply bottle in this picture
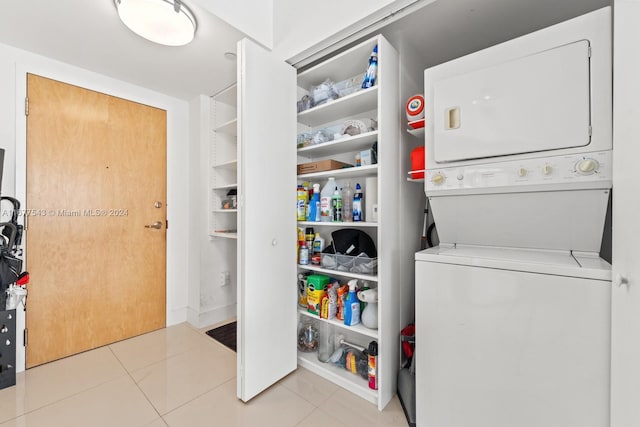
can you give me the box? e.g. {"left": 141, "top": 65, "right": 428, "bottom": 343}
{"left": 342, "top": 182, "right": 353, "bottom": 222}
{"left": 344, "top": 279, "right": 361, "bottom": 326}
{"left": 361, "top": 44, "right": 378, "bottom": 89}
{"left": 367, "top": 341, "right": 378, "bottom": 390}
{"left": 307, "top": 183, "right": 320, "bottom": 221}
{"left": 312, "top": 232, "right": 325, "bottom": 265}
{"left": 299, "top": 242, "right": 310, "bottom": 265}
{"left": 353, "top": 183, "right": 364, "bottom": 222}
{"left": 331, "top": 187, "right": 343, "bottom": 222}
{"left": 305, "top": 227, "right": 315, "bottom": 250}
{"left": 320, "top": 177, "right": 336, "bottom": 222}
{"left": 296, "top": 185, "right": 307, "bottom": 221}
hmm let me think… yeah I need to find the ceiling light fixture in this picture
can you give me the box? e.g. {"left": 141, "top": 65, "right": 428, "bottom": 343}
{"left": 114, "top": 0, "right": 197, "bottom": 47}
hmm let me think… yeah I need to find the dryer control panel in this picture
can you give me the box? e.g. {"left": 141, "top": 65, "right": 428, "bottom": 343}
{"left": 426, "top": 150, "right": 612, "bottom": 195}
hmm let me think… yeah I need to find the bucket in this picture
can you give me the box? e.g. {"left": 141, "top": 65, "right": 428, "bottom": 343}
{"left": 410, "top": 146, "right": 425, "bottom": 179}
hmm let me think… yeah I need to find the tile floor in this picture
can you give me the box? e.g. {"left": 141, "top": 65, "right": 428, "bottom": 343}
{"left": 0, "top": 322, "right": 409, "bottom": 426}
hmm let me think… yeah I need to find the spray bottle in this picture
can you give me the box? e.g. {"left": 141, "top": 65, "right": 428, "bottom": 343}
{"left": 307, "top": 183, "right": 321, "bottom": 221}
{"left": 344, "top": 279, "right": 361, "bottom": 326}
{"left": 361, "top": 44, "right": 378, "bottom": 89}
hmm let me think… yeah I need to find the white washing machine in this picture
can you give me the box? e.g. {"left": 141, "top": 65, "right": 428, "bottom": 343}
{"left": 416, "top": 246, "right": 611, "bottom": 427}
{"left": 415, "top": 7, "right": 613, "bottom": 427}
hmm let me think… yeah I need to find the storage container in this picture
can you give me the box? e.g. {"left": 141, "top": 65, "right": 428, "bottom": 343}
{"left": 409, "top": 146, "right": 425, "bottom": 179}
{"left": 321, "top": 253, "right": 378, "bottom": 275}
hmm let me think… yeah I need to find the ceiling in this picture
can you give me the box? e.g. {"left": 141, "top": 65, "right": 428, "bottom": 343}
{"left": 0, "top": 0, "right": 612, "bottom": 101}
{"left": 0, "top": 0, "right": 245, "bottom": 100}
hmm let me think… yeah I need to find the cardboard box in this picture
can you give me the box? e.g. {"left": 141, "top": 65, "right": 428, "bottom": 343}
{"left": 297, "top": 159, "right": 353, "bottom": 175}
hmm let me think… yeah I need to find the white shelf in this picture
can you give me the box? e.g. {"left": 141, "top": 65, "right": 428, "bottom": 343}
{"left": 297, "top": 351, "right": 376, "bottom": 405}
{"left": 407, "top": 170, "right": 425, "bottom": 182}
{"left": 407, "top": 127, "right": 424, "bottom": 137}
{"left": 297, "top": 131, "right": 378, "bottom": 158}
{"left": 297, "top": 221, "right": 377, "bottom": 228}
{"left": 213, "top": 83, "right": 237, "bottom": 106}
{"left": 213, "top": 159, "right": 238, "bottom": 169}
{"left": 297, "top": 264, "right": 378, "bottom": 282}
{"left": 297, "top": 164, "right": 378, "bottom": 180}
{"left": 214, "top": 118, "right": 238, "bottom": 136}
{"left": 297, "top": 87, "right": 378, "bottom": 127}
{"left": 210, "top": 231, "right": 238, "bottom": 239}
{"left": 298, "top": 309, "right": 378, "bottom": 339}
{"left": 212, "top": 209, "right": 237, "bottom": 213}
{"left": 297, "top": 38, "right": 377, "bottom": 89}
{"left": 212, "top": 183, "right": 238, "bottom": 190}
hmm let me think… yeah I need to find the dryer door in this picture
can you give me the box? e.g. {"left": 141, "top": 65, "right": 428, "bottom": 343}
{"left": 433, "top": 40, "right": 591, "bottom": 162}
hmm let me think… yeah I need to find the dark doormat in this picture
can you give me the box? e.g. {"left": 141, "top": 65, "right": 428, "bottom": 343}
{"left": 205, "top": 321, "right": 237, "bottom": 352}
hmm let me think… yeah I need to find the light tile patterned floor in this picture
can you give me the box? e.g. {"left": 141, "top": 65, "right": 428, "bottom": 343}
{"left": 0, "top": 322, "right": 409, "bottom": 426}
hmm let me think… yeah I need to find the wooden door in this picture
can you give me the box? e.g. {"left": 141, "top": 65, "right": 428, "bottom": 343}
{"left": 25, "top": 74, "right": 166, "bottom": 367}
{"left": 611, "top": 1, "right": 640, "bottom": 425}
{"left": 236, "top": 38, "right": 297, "bottom": 401}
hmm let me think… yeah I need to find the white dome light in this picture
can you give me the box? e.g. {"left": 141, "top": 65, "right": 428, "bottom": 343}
{"left": 114, "top": 0, "right": 197, "bottom": 47}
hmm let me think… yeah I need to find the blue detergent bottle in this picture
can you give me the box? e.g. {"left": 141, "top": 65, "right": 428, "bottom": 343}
{"left": 344, "top": 279, "right": 361, "bottom": 326}
{"left": 353, "top": 183, "right": 363, "bottom": 222}
{"left": 362, "top": 44, "right": 378, "bottom": 89}
{"left": 308, "top": 183, "right": 321, "bottom": 221}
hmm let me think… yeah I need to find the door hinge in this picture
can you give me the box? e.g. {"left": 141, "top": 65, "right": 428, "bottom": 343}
{"left": 24, "top": 97, "right": 29, "bottom": 116}
{"left": 588, "top": 125, "right": 593, "bottom": 137}
{"left": 24, "top": 328, "right": 27, "bottom": 347}
{"left": 588, "top": 46, "right": 592, "bottom": 57}
{"left": 24, "top": 214, "right": 28, "bottom": 231}
{"left": 166, "top": 220, "right": 168, "bottom": 230}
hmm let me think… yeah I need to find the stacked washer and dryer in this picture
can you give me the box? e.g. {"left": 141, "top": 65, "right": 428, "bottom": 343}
{"left": 415, "top": 7, "right": 612, "bottom": 427}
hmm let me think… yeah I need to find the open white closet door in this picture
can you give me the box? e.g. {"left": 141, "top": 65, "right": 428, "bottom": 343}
{"left": 236, "top": 38, "right": 297, "bottom": 402}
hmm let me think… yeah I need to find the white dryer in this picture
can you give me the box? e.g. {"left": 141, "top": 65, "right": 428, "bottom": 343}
{"left": 415, "top": 7, "right": 612, "bottom": 427}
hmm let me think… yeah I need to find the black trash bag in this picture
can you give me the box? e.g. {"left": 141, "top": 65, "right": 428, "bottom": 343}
{"left": 0, "top": 222, "right": 21, "bottom": 288}
{"left": 323, "top": 228, "right": 377, "bottom": 258}
{"left": 1, "top": 197, "right": 23, "bottom": 253}
{"left": 0, "top": 253, "right": 21, "bottom": 288}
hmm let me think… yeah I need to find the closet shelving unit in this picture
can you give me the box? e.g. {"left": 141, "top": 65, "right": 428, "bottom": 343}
{"left": 294, "top": 34, "right": 401, "bottom": 409}
{"left": 210, "top": 84, "right": 238, "bottom": 240}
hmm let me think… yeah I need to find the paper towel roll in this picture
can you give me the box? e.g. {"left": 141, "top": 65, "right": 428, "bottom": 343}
{"left": 365, "top": 177, "right": 378, "bottom": 222}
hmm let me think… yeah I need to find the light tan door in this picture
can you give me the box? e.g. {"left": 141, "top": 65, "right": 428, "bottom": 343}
{"left": 25, "top": 74, "right": 166, "bottom": 367}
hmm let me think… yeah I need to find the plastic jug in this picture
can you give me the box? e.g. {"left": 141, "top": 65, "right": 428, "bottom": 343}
{"left": 320, "top": 177, "right": 336, "bottom": 222}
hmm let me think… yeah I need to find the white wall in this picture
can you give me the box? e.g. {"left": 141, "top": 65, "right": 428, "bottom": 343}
{"left": 0, "top": 41, "right": 190, "bottom": 370}
{"left": 272, "top": 0, "right": 426, "bottom": 62}
{"left": 611, "top": 1, "right": 640, "bottom": 425}
{"left": 192, "top": 0, "right": 274, "bottom": 49}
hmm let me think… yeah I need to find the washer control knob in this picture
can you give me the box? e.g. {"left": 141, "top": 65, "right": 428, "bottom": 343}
{"left": 542, "top": 165, "right": 553, "bottom": 175}
{"left": 431, "top": 173, "right": 446, "bottom": 186}
{"left": 456, "top": 173, "right": 464, "bottom": 181}
{"left": 576, "top": 158, "right": 599, "bottom": 175}
{"left": 517, "top": 167, "right": 528, "bottom": 178}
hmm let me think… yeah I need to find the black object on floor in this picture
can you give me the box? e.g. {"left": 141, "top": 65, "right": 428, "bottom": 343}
{"left": 205, "top": 321, "right": 237, "bottom": 352}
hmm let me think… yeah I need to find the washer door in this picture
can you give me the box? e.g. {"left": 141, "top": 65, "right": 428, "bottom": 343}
{"left": 415, "top": 260, "right": 610, "bottom": 427}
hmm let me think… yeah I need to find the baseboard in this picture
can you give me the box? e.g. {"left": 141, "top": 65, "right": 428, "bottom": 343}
{"left": 187, "top": 304, "right": 237, "bottom": 329}
{"left": 167, "top": 306, "right": 188, "bottom": 326}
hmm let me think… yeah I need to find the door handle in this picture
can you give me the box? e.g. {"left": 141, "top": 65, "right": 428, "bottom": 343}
{"left": 145, "top": 221, "right": 163, "bottom": 230}
{"left": 445, "top": 106, "right": 460, "bottom": 130}
{"left": 615, "top": 273, "right": 629, "bottom": 288}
